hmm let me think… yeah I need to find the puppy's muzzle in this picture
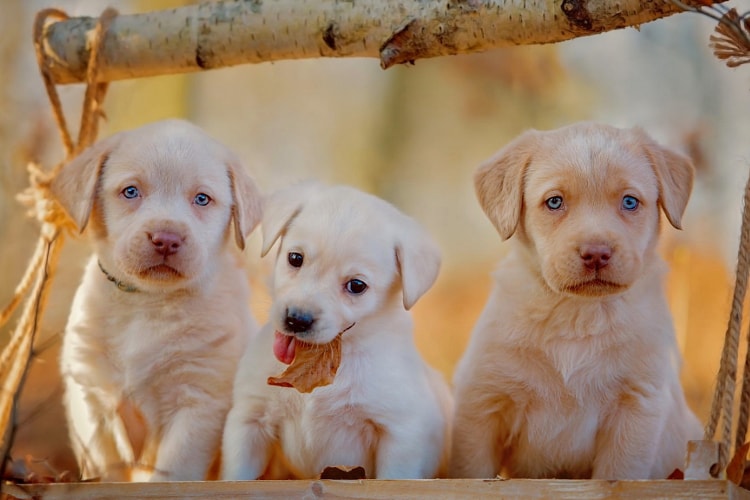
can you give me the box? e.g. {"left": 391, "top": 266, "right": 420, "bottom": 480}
{"left": 284, "top": 308, "right": 315, "bottom": 334}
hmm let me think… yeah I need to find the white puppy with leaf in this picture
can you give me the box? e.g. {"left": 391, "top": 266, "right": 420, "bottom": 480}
{"left": 222, "top": 183, "right": 452, "bottom": 480}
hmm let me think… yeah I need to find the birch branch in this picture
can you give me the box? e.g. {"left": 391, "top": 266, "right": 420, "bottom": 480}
{"left": 40, "top": 0, "right": 717, "bottom": 84}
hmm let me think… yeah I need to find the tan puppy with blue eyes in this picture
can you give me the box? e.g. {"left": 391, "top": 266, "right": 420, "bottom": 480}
{"left": 51, "top": 119, "right": 262, "bottom": 481}
{"left": 221, "top": 183, "right": 452, "bottom": 480}
{"left": 451, "top": 123, "right": 702, "bottom": 480}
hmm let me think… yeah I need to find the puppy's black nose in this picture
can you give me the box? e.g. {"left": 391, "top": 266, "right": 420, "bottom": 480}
{"left": 285, "top": 309, "right": 315, "bottom": 333}
{"left": 580, "top": 244, "right": 612, "bottom": 271}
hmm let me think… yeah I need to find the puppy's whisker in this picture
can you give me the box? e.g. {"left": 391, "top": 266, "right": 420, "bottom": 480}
{"left": 340, "top": 323, "right": 356, "bottom": 335}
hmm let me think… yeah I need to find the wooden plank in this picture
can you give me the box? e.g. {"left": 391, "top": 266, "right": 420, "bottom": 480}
{"left": 3, "top": 479, "right": 749, "bottom": 500}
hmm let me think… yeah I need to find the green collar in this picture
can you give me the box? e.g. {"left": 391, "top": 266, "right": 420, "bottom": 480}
{"left": 97, "top": 261, "right": 138, "bottom": 293}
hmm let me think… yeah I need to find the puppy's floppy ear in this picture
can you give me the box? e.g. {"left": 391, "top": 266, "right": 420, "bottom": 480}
{"left": 395, "top": 219, "right": 441, "bottom": 310}
{"left": 226, "top": 162, "right": 263, "bottom": 250}
{"left": 50, "top": 134, "right": 121, "bottom": 233}
{"left": 260, "top": 181, "right": 320, "bottom": 257}
{"left": 638, "top": 129, "right": 695, "bottom": 230}
{"left": 474, "top": 130, "right": 536, "bottom": 240}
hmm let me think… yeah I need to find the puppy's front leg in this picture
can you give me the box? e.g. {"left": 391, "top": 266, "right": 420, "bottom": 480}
{"left": 592, "top": 392, "right": 665, "bottom": 479}
{"left": 221, "top": 398, "right": 275, "bottom": 480}
{"left": 63, "top": 373, "right": 133, "bottom": 481}
{"left": 449, "top": 387, "right": 515, "bottom": 479}
{"left": 374, "top": 418, "right": 445, "bottom": 479}
{"left": 150, "top": 404, "right": 224, "bottom": 481}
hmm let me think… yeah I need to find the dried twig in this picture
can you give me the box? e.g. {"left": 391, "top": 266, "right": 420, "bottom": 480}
{"left": 667, "top": 0, "right": 750, "bottom": 67}
{"left": 710, "top": 8, "right": 750, "bottom": 67}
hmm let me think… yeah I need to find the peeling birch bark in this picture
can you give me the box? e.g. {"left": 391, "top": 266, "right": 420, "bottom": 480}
{"left": 40, "top": 0, "right": 717, "bottom": 84}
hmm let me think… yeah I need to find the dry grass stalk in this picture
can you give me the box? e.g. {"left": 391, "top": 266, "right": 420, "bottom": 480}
{"left": 1, "top": 7, "right": 115, "bottom": 480}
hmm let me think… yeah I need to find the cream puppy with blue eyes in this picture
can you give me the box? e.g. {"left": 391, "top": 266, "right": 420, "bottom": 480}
{"left": 221, "top": 183, "right": 452, "bottom": 480}
{"left": 451, "top": 122, "right": 702, "bottom": 480}
{"left": 51, "top": 119, "right": 262, "bottom": 482}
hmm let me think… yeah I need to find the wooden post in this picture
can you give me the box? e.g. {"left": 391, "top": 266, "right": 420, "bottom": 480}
{"left": 685, "top": 440, "right": 723, "bottom": 480}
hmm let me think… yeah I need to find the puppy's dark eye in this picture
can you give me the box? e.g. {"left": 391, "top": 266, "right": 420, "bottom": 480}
{"left": 345, "top": 279, "right": 367, "bottom": 295}
{"left": 545, "top": 196, "right": 563, "bottom": 210}
{"left": 194, "top": 193, "right": 212, "bottom": 206}
{"left": 121, "top": 186, "right": 140, "bottom": 199}
{"left": 622, "top": 195, "right": 639, "bottom": 211}
{"left": 288, "top": 252, "right": 304, "bottom": 268}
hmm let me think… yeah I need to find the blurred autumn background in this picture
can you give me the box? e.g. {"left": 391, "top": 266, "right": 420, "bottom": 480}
{"left": 2, "top": 0, "right": 750, "bottom": 479}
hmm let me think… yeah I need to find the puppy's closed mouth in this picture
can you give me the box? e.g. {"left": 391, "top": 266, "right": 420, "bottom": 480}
{"left": 563, "top": 279, "right": 627, "bottom": 296}
{"left": 139, "top": 264, "right": 183, "bottom": 280}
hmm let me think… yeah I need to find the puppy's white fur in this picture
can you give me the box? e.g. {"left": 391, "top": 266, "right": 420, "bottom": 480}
{"left": 52, "top": 119, "right": 262, "bottom": 481}
{"left": 221, "top": 183, "right": 452, "bottom": 479}
{"left": 451, "top": 122, "right": 702, "bottom": 480}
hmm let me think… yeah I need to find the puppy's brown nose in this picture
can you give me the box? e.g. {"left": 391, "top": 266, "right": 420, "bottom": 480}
{"left": 149, "top": 231, "right": 183, "bottom": 256}
{"left": 580, "top": 244, "right": 611, "bottom": 271}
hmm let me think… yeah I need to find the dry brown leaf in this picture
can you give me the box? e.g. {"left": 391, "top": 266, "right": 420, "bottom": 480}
{"left": 2, "top": 455, "right": 78, "bottom": 484}
{"left": 727, "top": 441, "right": 750, "bottom": 485}
{"left": 666, "top": 468, "right": 684, "bottom": 480}
{"left": 267, "top": 335, "right": 342, "bottom": 393}
{"left": 709, "top": 8, "right": 750, "bottom": 68}
{"left": 319, "top": 465, "right": 367, "bottom": 480}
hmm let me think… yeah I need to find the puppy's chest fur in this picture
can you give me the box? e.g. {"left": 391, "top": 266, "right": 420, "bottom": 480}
{"left": 483, "top": 258, "right": 674, "bottom": 476}
{"left": 64, "top": 258, "right": 249, "bottom": 418}
{"left": 503, "top": 339, "right": 627, "bottom": 473}
{"left": 493, "top": 336, "right": 655, "bottom": 478}
{"left": 104, "top": 305, "right": 194, "bottom": 388}
{"left": 274, "top": 351, "right": 384, "bottom": 476}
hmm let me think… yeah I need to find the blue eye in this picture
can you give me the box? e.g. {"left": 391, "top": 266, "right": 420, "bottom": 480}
{"left": 122, "top": 186, "right": 140, "bottom": 199}
{"left": 345, "top": 279, "right": 368, "bottom": 295}
{"left": 288, "top": 252, "right": 304, "bottom": 268}
{"left": 194, "top": 193, "right": 211, "bottom": 206}
{"left": 545, "top": 196, "right": 563, "bottom": 210}
{"left": 622, "top": 195, "right": 639, "bottom": 211}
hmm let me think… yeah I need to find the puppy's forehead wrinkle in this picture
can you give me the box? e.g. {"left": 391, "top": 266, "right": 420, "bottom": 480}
{"left": 293, "top": 200, "right": 402, "bottom": 250}
{"left": 528, "top": 155, "right": 656, "bottom": 204}
{"left": 105, "top": 155, "right": 231, "bottom": 201}
{"left": 545, "top": 127, "right": 648, "bottom": 175}
{"left": 283, "top": 234, "right": 391, "bottom": 285}
{"left": 121, "top": 119, "right": 228, "bottom": 156}
{"left": 281, "top": 203, "right": 402, "bottom": 287}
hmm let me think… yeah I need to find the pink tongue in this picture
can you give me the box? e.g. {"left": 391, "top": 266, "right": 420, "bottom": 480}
{"left": 273, "top": 331, "right": 296, "bottom": 365}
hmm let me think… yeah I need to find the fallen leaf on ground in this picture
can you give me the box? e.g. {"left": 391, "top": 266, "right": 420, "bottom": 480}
{"left": 319, "top": 465, "right": 366, "bottom": 480}
{"left": 667, "top": 468, "right": 684, "bottom": 480}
